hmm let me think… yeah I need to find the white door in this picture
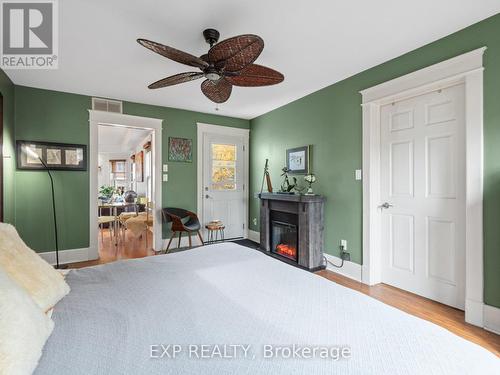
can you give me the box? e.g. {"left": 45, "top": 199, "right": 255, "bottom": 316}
{"left": 380, "top": 83, "right": 465, "bottom": 309}
{"left": 202, "top": 133, "right": 245, "bottom": 240}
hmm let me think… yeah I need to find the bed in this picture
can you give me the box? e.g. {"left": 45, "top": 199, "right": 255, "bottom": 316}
{"left": 35, "top": 243, "right": 499, "bottom": 374}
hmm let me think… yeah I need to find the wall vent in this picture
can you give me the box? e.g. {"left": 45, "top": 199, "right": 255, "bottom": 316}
{"left": 92, "top": 97, "right": 123, "bottom": 113}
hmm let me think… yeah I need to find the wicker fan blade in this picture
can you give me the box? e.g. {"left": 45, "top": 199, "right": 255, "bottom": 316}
{"left": 137, "top": 39, "right": 208, "bottom": 69}
{"left": 148, "top": 72, "right": 204, "bottom": 89}
{"left": 208, "top": 34, "right": 264, "bottom": 72}
{"left": 200, "top": 78, "right": 232, "bottom": 103}
{"left": 225, "top": 64, "right": 284, "bottom": 87}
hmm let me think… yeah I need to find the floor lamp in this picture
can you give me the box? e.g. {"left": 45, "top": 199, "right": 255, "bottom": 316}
{"left": 25, "top": 147, "right": 66, "bottom": 269}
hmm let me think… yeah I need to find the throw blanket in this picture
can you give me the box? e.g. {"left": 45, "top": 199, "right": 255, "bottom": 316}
{"left": 35, "top": 243, "right": 499, "bottom": 374}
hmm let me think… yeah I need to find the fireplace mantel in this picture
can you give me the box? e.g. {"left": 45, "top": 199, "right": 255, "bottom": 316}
{"left": 258, "top": 193, "right": 326, "bottom": 271}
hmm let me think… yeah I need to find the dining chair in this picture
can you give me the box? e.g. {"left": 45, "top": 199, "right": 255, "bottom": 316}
{"left": 161, "top": 207, "right": 203, "bottom": 252}
{"left": 98, "top": 205, "right": 117, "bottom": 244}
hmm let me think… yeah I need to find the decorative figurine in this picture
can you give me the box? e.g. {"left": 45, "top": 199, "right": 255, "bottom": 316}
{"left": 304, "top": 173, "right": 317, "bottom": 195}
{"left": 280, "top": 167, "right": 297, "bottom": 194}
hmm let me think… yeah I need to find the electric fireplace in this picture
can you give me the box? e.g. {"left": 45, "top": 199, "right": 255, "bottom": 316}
{"left": 259, "top": 193, "right": 326, "bottom": 271}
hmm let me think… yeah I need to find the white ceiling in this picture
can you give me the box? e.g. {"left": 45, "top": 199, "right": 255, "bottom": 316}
{"left": 5, "top": 1, "right": 500, "bottom": 119}
{"left": 98, "top": 125, "right": 151, "bottom": 154}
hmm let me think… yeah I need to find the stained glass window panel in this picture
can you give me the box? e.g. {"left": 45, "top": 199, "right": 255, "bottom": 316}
{"left": 211, "top": 144, "right": 237, "bottom": 190}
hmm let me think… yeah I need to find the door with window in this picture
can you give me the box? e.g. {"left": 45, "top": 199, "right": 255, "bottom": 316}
{"left": 202, "top": 133, "right": 245, "bottom": 240}
{"left": 380, "top": 83, "right": 466, "bottom": 309}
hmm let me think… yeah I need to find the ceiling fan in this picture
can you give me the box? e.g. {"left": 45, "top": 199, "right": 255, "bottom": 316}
{"left": 137, "top": 29, "right": 284, "bottom": 104}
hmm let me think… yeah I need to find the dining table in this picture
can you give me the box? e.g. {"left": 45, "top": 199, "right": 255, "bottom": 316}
{"left": 98, "top": 201, "right": 138, "bottom": 246}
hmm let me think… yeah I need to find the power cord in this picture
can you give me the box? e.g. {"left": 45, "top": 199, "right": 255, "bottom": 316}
{"left": 323, "top": 244, "right": 347, "bottom": 268}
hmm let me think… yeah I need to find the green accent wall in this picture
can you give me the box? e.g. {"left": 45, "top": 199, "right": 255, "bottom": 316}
{"left": 0, "top": 69, "right": 15, "bottom": 224}
{"left": 249, "top": 13, "right": 500, "bottom": 308}
{"left": 13, "top": 85, "right": 249, "bottom": 252}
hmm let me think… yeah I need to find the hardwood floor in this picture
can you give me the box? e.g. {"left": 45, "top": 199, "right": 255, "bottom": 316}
{"left": 316, "top": 269, "right": 500, "bottom": 356}
{"left": 67, "top": 239, "right": 499, "bottom": 356}
{"left": 67, "top": 229, "right": 155, "bottom": 269}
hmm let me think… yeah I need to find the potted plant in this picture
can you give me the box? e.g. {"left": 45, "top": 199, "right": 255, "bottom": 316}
{"left": 99, "top": 185, "right": 115, "bottom": 203}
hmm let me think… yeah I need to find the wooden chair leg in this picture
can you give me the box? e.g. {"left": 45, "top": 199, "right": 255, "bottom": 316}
{"left": 166, "top": 231, "right": 175, "bottom": 252}
{"left": 188, "top": 233, "right": 192, "bottom": 248}
{"left": 197, "top": 230, "right": 204, "bottom": 245}
{"left": 178, "top": 231, "right": 182, "bottom": 248}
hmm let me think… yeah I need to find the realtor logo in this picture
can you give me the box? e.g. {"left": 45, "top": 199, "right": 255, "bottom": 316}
{"left": 0, "top": 0, "right": 58, "bottom": 69}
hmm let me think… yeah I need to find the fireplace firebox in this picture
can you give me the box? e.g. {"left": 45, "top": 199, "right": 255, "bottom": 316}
{"left": 271, "top": 219, "right": 298, "bottom": 262}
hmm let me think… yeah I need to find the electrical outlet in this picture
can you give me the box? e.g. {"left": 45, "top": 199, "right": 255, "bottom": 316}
{"left": 252, "top": 218, "right": 257, "bottom": 226}
{"left": 340, "top": 239, "right": 347, "bottom": 250}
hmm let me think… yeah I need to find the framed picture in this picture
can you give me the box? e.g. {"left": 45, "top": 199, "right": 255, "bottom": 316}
{"left": 135, "top": 151, "right": 144, "bottom": 182}
{"left": 169, "top": 137, "right": 192, "bottom": 162}
{"left": 16, "top": 140, "right": 87, "bottom": 171}
{"left": 286, "top": 145, "right": 310, "bottom": 174}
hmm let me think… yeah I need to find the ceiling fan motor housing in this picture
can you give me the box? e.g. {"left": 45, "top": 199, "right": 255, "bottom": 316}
{"left": 203, "top": 28, "right": 220, "bottom": 46}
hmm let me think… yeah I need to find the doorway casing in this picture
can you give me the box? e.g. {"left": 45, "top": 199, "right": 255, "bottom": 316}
{"left": 360, "top": 47, "right": 485, "bottom": 327}
{"left": 196, "top": 122, "right": 249, "bottom": 240}
{"left": 89, "top": 110, "right": 163, "bottom": 258}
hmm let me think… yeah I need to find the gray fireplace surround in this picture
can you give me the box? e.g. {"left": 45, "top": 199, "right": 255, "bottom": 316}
{"left": 258, "top": 193, "right": 326, "bottom": 271}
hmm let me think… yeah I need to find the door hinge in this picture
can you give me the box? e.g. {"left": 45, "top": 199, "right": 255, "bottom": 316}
{"left": 243, "top": 223, "right": 245, "bottom": 229}
{"left": 243, "top": 183, "right": 245, "bottom": 191}
{"left": 243, "top": 145, "right": 245, "bottom": 151}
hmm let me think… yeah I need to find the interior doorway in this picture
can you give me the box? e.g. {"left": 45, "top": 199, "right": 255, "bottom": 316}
{"left": 361, "top": 47, "right": 485, "bottom": 326}
{"left": 97, "top": 124, "right": 154, "bottom": 262}
{"left": 89, "top": 111, "right": 163, "bottom": 262}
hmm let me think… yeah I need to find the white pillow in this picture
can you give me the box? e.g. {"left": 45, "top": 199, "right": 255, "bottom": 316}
{"left": 0, "top": 223, "right": 70, "bottom": 312}
{"left": 0, "top": 266, "right": 54, "bottom": 375}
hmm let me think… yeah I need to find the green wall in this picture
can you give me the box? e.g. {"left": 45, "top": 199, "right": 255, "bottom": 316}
{"left": 249, "top": 13, "right": 500, "bottom": 308}
{"left": 13, "top": 85, "right": 249, "bottom": 252}
{"left": 0, "top": 69, "right": 15, "bottom": 224}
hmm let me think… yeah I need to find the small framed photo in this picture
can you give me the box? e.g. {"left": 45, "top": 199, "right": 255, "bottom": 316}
{"left": 286, "top": 145, "right": 310, "bottom": 174}
{"left": 16, "top": 140, "right": 87, "bottom": 171}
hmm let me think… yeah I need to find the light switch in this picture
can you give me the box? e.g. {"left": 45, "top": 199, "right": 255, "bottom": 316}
{"left": 162, "top": 174, "right": 168, "bottom": 182}
{"left": 163, "top": 164, "right": 168, "bottom": 172}
{"left": 355, "top": 169, "right": 362, "bottom": 181}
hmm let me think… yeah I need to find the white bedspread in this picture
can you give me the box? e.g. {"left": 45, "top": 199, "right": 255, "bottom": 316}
{"left": 35, "top": 243, "right": 499, "bottom": 374}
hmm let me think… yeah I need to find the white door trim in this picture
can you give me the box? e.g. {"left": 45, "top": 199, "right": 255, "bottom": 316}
{"left": 360, "top": 47, "right": 486, "bottom": 327}
{"left": 88, "top": 110, "right": 163, "bottom": 259}
{"left": 196, "top": 122, "right": 250, "bottom": 238}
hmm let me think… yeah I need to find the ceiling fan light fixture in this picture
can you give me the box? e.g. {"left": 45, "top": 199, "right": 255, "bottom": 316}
{"left": 205, "top": 70, "right": 221, "bottom": 81}
{"left": 137, "top": 29, "right": 284, "bottom": 103}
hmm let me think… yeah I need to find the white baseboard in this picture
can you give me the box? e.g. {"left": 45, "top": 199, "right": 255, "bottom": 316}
{"left": 248, "top": 230, "right": 260, "bottom": 243}
{"left": 484, "top": 304, "right": 500, "bottom": 335}
{"left": 38, "top": 247, "right": 92, "bottom": 265}
{"left": 324, "top": 253, "right": 362, "bottom": 282}
{"left": 465, "top": 298, "right": 484, "bottom": 327}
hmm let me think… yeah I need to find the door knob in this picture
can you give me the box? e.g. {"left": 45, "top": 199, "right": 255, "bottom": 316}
{"left": 380, "top": 202, "right": 393, "bottom": 209}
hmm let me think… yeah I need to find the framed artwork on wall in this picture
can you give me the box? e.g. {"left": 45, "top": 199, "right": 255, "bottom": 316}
{"left": 135, "top": 150, "right": 144, "bottom": 182}
{"left": 168, "top": 137, "right": 192, "bottom": 162}
{"left": 16, "top": 140, "right": 87, "bottom": 171}
{"left": 286, "top": 145, "right": 310, "bottom": 174}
